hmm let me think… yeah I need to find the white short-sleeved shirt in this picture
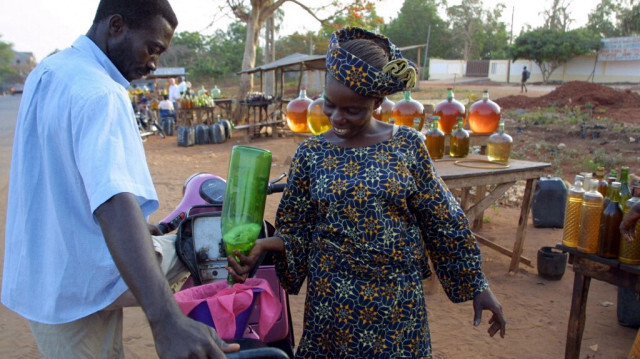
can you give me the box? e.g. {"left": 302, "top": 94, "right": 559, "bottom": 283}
{"left": 2, "top": 36, "right": 159, "bottom": 324}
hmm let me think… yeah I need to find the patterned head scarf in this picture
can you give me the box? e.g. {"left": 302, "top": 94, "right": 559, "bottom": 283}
{"left": 326, "top": 27, "right": 417, "bottom": 97}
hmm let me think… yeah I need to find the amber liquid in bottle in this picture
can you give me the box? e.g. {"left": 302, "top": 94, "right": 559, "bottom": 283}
{"left": 373, "top": 96, "right": 394, "bottom": 123}
{"left": 487, "top": 121, "right": 512, "bottom": 163}
{"left": 392, "top": 91, "right": 424, "bottom": 129}
{"left": 577, "top": 179, "right": 604, "bottom": 254}
{"left": 620, "top": 186, "right": 640, "bottom": 265}
{"left": 307, "top": 93, "right": 331, "bottom": 135}
{"left": 595, "top": 167, "right": 608, "bottom": 198}
{"left": 449, "top": 117, "right": 469, "bottom": 158}
{"left": 598, "top": 182, "right": 623, "bottom": 258}
{"left": 468, "top": 90, "right": 501, "bottom": 134}
{"left": 562, "top": 175, "right": 585, "bottom": 248}
{"left": 426, "top": 116, "right": 445, "bottom": 160}
{"left": 434, "top": 88, "right": 465, "bottom": 135}
{"left": 286, "top": 88, "right": 312, "bottom": 133}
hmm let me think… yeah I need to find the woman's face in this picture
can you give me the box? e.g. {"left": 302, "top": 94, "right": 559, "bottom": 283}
{"left": 323, "top": 76, "right": 380, "bottom": 139}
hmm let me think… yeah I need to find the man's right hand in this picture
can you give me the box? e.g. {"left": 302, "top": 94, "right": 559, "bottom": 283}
{"left": 151, "top": 314, "right": 240, "bottom": 358}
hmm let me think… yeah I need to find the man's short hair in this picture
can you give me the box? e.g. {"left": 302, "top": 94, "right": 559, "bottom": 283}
{"left": 93, "top": 0, "right": 178, "bottom": 30}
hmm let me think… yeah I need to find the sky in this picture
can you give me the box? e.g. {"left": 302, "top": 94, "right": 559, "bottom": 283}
{"left": 0, "top": 0, "right": 601, "bottom": 62}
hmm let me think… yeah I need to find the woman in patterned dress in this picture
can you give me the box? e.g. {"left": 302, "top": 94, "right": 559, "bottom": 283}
{"left": 228, "top": 27, "right": 506, "bottom": 358}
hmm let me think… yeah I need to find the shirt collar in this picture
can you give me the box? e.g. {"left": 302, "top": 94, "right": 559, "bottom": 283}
{"left": 71, "top": 35, "right": 130, "bottom": 89}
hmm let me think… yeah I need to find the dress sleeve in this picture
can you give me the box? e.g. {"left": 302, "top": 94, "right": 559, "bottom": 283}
{"left": 273, "top": 141, "right": 317, "bottom": 294}
{"left": 407, "top": 134, "right": 489, "bottom": 303}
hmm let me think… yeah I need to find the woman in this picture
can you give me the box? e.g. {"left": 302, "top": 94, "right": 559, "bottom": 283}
{"left": 228, "top": 27, "right": 506, "bottom": 358}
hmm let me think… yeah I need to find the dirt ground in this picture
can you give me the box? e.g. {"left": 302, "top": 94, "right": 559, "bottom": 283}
{"left": 1, "top": 81, "right": 639, "bottom": 358}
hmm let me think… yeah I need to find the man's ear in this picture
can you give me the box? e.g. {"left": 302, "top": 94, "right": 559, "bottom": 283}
{"left": 107, "top": 14, "right": 127, "bottom": 37}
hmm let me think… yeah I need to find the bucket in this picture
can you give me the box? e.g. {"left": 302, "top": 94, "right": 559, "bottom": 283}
{"left": 618, "top": 287, "right": 640, "bottom": 328}
{"left": 537, "top": 246, "right": 568, "bottom": 280}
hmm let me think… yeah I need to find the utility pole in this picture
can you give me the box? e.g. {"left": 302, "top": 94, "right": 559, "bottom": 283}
{"left": 506, "top": 5, "right": 514, "bottom": 84}
{"left": 422, "top": 25, "right": 431, "bottom": 82}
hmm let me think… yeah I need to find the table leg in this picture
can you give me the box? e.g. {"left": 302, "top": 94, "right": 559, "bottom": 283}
{"left": 565, "top": 271, "right": 591, "bottom": 359}
{"left": 509, "top": 178, "right": 537, "bottom": 273}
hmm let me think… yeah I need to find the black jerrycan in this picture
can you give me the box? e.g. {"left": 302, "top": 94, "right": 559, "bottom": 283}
{"left": 532, "top": 175, "right": 568, "bottom": 228}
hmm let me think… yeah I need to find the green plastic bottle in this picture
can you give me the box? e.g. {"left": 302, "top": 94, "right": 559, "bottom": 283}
{"left": 221, "top": 146, "right": 272, "bottom": 284}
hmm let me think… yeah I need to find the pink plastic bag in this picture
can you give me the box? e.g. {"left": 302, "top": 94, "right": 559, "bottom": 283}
{"left": 174, "top": 278, "right": 281, "bottom": 340}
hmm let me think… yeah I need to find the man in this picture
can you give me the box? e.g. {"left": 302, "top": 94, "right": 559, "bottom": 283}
{"left": 2, "top": 1, "right": 238, "bottom": 357}
{"left": 521, "top": 66, "right": 530, "bottom": 93}
{"left": 168, "top": 77, "right": 181, "bottom": 106}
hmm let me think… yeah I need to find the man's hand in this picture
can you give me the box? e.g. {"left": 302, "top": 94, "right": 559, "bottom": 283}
{"left": 152, "top": 314, "right": 239, "bottom": 359}
{"left": 472, "top": 288, "right": 506, "bottom": 338}
{"left": 226, "top": 237, "right": 285, "bottom": 283}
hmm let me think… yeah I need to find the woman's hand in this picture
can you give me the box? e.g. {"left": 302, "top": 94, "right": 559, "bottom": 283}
{"left": 226, "top": 241, "right": 265, "bottom": 283}
{"left": 620, "top": 202, "right": 640, "bottom": 243}
{"left": 226, "top": 237, "right": 285, "bottom": 283}
{"left": 473, "top": 288, "right": 506, "bottom": 338}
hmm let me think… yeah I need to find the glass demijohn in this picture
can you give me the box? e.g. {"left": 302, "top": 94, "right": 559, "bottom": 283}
{"left": 449, "top": 117, "right": 469, "bottom": 158}
{"left": 577, "top": 179, "right": 604, "bottom": 254}
{"left": 392, "top": 90, "right": 424, "bottom": 129}
{"left": 373, "top": 96, "right": 395, "bottom": 123}
{"left": 487, "top": 121, "right": 512, "bottom": 163}
{"left": 434, "top": 88, "right": 465, "bottom": 135}
{"left": 468, "top": 89, "right": 501, "bottom": 134}
{"left": 286, "top": 87, "right": 312, "bottom": 133}
{"left": 426, "top": 116, "right": 445, "bottom": 160}
{"left": 307, "top": 92, "right": 332, "bottom": 135}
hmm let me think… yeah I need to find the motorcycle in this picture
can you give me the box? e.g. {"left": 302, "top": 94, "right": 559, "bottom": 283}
{"left": 158, "top": 172, "right": 293, "bottom": 359}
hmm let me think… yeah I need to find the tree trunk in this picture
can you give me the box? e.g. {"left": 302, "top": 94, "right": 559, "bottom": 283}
{"left": 264, "top": 16, "right": 276, "bottom": 97}
{"left": 234, "top": 6, "right": 262, "bottom": 123}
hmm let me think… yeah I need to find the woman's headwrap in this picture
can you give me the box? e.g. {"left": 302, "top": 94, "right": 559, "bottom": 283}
{"left": 326, "top": 27, "right": 417, "bottom": 97}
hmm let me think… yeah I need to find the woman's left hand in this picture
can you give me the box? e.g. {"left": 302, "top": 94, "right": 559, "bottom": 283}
{"left": 472, "top": 288, "right": 506, "bottom": 338}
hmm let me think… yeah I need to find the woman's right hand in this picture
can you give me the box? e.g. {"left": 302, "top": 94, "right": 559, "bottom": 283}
{"left": 226, "top": 237, "right": 285, "bottom": 283}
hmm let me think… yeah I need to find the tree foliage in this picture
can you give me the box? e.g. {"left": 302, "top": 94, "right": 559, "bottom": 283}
{"left": 587, "top": 0, "right": 640, "bottom": 37}
{"left": 510, "top": 28, "right": 602, "bottom": 82}
{"left": 542, "top": 0, "right": 574, "bottom": 31}
{"left": 0, "top": 36, "right": 19, "bottom": 86}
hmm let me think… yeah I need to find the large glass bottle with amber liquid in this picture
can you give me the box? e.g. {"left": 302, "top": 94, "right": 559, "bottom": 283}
{"left": 487, "top": 121, "right": 512, "bottom": 163}
{"left": 577, "top": 179, "right": 605, "bottom": 254}
{"left": 373, "top": 96, "right": 394, "bottom": 123}
{"left": 392, "top": 90, "right": 424, "bottom": 129}
{"left": 562, "top": 175, "right": 585, "bottom": 248}
{"left": 286, "top": 87, "right": 312, "bottom": 133}
{"left": 449, "top": 117, "right": 470, "bottom": 158}
{"left": 620, "top": 185, "right": 640, "bottom": 265}
{"left": 434, "top": 88, "right": 465, "bottom": 135}
{"left": 307, "top": 92, "right": 331, "bottom": 135}
{"left": 598, "top": 181, "right": 623, "bottom": 258}
{"left": 468, "top": 89, "right": 501, "bottom": 134}
{"left": 426, "top": 116, "right": 445, "bottom": 160}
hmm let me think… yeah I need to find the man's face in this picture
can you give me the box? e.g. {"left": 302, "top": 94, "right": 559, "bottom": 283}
{"left": 107, "top": 15, "right": 174, "bottom": 82}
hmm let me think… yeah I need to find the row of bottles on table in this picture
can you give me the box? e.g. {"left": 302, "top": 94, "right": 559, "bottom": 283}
{"left": 287, "top": 87, "right": 501, "bottom": 140}
{"left": 561, "top": 166, "right": 640, "bottom": 264}
{"left": 425, "top": 115, "right": 513, "bottom": 161}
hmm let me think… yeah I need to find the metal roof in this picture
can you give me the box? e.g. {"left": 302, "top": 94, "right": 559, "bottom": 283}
{"left": 238, "top": 53, "right": 326, "bottom": 74}
{"left": 147, "top": 67, "right": 187, "bottom": 78}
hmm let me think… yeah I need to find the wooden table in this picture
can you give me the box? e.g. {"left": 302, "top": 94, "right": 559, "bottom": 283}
{"left": 556, "top": 244, "right": 640, "bottom": 359}
{"left": 213, "top": 98, "right": 233, "bottom": 119}
{"left": 176, "top": 106, "right": 216, "bottom": 126}
{"left": 434, "top": 154, "right": 550, "bottom": 272}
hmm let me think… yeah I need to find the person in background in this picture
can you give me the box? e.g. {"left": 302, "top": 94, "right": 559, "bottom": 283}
{"left": 621, "top": 202, "right": 640, "bottom": 359}
{"left": 521, "top": 66, "right": 530, "bottom": 93}
{"left": 168, "top": 76, "right": 181, "bottom": 107}
{"left": 228, "top": 26, "right": 506, "bottom": 358}
{"left": 158, "top": 94, "right": 175, "bottom": 112}
{"left": 177, "top": 75, "right": 189, "bottom": 95}
{"left": 1, "top": 0, "right": 238, "bottom": 357}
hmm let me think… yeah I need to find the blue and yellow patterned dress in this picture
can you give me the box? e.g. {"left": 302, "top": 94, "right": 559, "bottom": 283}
{"left": 274, "top": 126, "right": 489, "bottom": 358}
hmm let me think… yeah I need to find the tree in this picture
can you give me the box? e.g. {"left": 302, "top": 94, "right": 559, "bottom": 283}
{"left": 0, "top": 36, "right": 19, "bottom": 87}
{"left": 542, "top": 0, "right": 573, "bottom": 31}
{"left": 510, "top": 28, "right": 601, "bottom": 82}
{"left": 615, "top": 1, "right": 640, "bottom": 35}
{"left": 383, "top": 0, "right": 448, "bottom": 66}
{"left": 445, "top": 0, "right": 508, "bottom": 61}
{"left": 587, "top": 0, "right": 622, "bottom": 37}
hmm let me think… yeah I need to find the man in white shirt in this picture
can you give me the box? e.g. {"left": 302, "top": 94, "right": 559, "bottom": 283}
{"left": 168, "top": 77, "right": 181, "bottom": 107}
{"left": 2, "top": 1, "right": 237, "bottom": 357}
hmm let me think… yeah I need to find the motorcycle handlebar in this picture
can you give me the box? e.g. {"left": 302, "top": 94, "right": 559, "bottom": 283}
{"left": 267, "top": 183, "right": 286, "bottom": 195}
